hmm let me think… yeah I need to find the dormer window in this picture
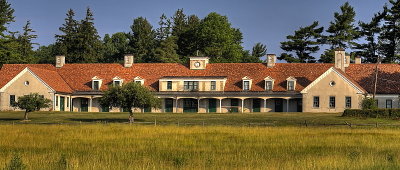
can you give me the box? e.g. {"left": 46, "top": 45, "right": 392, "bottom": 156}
{"left": 264, "top": 76, "right": 274, "bottom": 91}
{"left": 286, "top": 77, "right": 297, "bottom": 91}
{"left": 112, "top": 76, "right": 123, "bottom": 87}
{"left": 134, "top": 76, "right": 144, "bottom": 85}
{"left": 242, "top": 76, "right": 252, "bottom": 91}
{"left": 92, "top": 76, "right": 102, "bottom": 90}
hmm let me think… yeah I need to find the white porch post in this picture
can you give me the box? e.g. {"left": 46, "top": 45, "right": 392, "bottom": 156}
{"left": 70, "top": 97, "right": 73, "bottom": 112}
{"left": 286, "top": 98, "right": 289, "bottom": 112}
{"left": 89, "top": 97, "right": 93, "bottom": 112}
{"left": 175, "top": 98, "right": 179, "bottom": 113}
{"left": 241, "top": 98, "right": 244, "bottom": 113}
{"left": 264, "top": 99, "right": 267, "bottom": 113}
{"left": 197, "top": 98, "right": 200, "bottom": 113}
{"left": 219, "top": 98, "right": 222, "bottom": 113}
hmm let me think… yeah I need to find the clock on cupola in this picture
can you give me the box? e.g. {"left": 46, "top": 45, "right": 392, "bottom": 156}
{"left": 189, "top": 56, "right": 209, "bottom": 70}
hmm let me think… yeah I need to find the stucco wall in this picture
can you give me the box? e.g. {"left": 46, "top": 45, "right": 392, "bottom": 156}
{"left": 159, "top": 80, "right": 225, "bottom": 92}
{"left": 302, "top": 71, "right": 364, "bottom": 112}
{"left": 0, "top": 70, "right": 54, "bottom": 111}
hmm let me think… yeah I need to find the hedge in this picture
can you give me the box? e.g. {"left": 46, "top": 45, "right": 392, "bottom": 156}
{"left": 342, "top": 109, "right": 400, "bottom": 119}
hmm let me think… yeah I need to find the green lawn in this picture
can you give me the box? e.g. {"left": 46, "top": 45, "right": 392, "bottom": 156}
{"left": 0, "top": 111, "right": 399, "bottom": 126}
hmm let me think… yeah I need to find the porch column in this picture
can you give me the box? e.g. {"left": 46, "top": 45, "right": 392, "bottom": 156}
{"left": 175, "top": 98, "right": 179, "bottom": 113}
{"left": 264, "top": 98, "right": 267, "bottom": 113}
{"left": 286, "top": 98, "right": 289, "bottom": 112}
{"left": 89, "top": 97, "right": 93, "bottom": 112}
{"left": 241, "top": 98, "right": 244, "bottom": 113}
{"left": 219, "top": 98, "right": 222, "bottom": 113}
{"left": 197, "top": 98, "right": 200, "bottom": 113}
{"left": 70, "top": 97, "right": 73, "bottom": 112}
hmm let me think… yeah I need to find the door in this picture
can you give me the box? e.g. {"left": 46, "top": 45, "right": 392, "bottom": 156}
{"left": 144, "top": 106, "right": 151, "bottom": 113}
{"left": 165, "top": 98, "right": 173, "bottom": 112}
{"left": 208, "top": 99, "right": 217, "bottom": 113}
{"left": 296, "top": 99, "right": 302, "bottom": 112}
{"left": 102, "top": 105, "right": 109, "bottom": 112}
{"left": 252, "top": 99, "right": 261, "bottom": 112}
{"left": 60, "top": 97, "right": 65, "bottom": 111}
{"left": 275, "top": 99, "right": 283, "bottom": 112}
{"left": 81, "top": 98, "right": 89, "bottom": 112}
{"left": 230, "top": 99, "right": 239, "bottom": 113}
{"left": 183, "top": 99, "right": 198, "bottom": 113}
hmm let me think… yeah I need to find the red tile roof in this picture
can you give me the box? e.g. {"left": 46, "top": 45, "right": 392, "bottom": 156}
{"left": 1, "top": 62, "right": 399, "bottom": 94}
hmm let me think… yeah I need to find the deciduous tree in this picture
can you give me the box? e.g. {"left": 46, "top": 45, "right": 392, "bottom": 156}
{"left": 14, "top": 93, "right": 52, "bottom": 120}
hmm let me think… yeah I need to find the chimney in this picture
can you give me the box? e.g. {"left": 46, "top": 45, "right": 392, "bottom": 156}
{"left": 266, "top": 54, "right": 276, "bottom": 67}
{"left": 334, "top": 49, "right": 346, "bottom": 72}
{"left": 344, "top": 55, "right": 350, "bottom": 67}
{"left": 124, "top": 54, "right": 134, "bottom": 68}
{"left": 55, "top": 55, "right": 65, "bottom": 68}
{"left": 355, "top": 56, "right": 361, "bottom": 64}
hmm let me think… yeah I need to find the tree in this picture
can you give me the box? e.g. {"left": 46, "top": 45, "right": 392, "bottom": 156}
{"left": 196, "top": 12, "right": 244, "bottom": 63}
{"left": 0, "top": 0, "right": 18, "bottom": 67}
{"left": 100, "top": 82, "right": 161, "bottom": 123}
{"left": 279, "top": 21, "right": 323, "bottom": 63}
{"left": 34, "top": 44, "right": 57, "bottom": 64}
{"left": 17, "top": 20, "right": 38, "bottom": 63}
{"left": 379, "top": 0, "right": 400, "bottom": 63}
{"left": 242, "top": 42, "right": 266, "bottom": 63}
{"left": 14, "top": 93, "right": 52, "bottom": 120}
{"left": 156, "top": 14, "right": 172, "bottom": 41}
{"left": 55, "top": 9, "right": 79, "bottom": 62}
{"left": 154, "top": 36, "right": 181, "bottom": 63}
{"left": 355, "top": 12, "right": 385, "bottom": 63}
{"left": 102, "top": 32, "right": 130, "bottom": 63}
{"left": 77, "top": 7, "right": 103, "bottom": 63}
{"left": 128, "top": 17, "right": 156, "bottom": 63}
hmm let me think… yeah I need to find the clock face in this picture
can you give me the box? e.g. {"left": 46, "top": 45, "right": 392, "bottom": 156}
{"left": 194, "top": 62, "right": 201, "bottom": 68}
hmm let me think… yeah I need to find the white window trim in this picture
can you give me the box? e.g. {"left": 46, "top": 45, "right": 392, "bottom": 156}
{"left": 286, "top": 76, "right": 297, "bottom": 91}
{"left": 242, "top": 76, "right": 252, "bottom": 91}
{"left": 134, "top": 76, "right": 144, "bottom": 85}
{"left": 92, "top": 76, "right": 102, "bottom": 90}
{"left": 112, "top": 76, "right": 123, "bottom": 86}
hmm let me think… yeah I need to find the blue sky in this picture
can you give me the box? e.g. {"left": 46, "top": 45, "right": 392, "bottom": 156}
{"left": 8, "top": 0, "right": 388, "bottom": 58}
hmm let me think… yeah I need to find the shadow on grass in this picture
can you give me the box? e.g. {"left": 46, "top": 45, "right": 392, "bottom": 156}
{"left": 0, "top": 118, "right": 21, "bottom": 121}
{"left": 69, "top": 118, "right": 145, "bottom": 123}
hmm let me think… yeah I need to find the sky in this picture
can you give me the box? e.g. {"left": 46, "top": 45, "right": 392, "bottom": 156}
{"left": 8, "top": 0, "right": 389, "bottom": 59}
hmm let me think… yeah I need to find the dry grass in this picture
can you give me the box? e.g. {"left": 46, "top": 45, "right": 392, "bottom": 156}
{"left": 0, "top": 124, "right": 400, "bottom": 169}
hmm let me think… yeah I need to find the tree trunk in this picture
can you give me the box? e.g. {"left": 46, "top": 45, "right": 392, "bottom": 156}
{"left": 372, "top": 56, "right": 380, "bottom": 99}
{"left": 128, "top": 109, "right": 134, "bottom": 123}
{"left": 24, "top": 111, "right": 29, "bottom": 120}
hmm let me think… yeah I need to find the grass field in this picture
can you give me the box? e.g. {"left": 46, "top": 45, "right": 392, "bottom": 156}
{"left": 1, "top": 112, "right": 400, "bottom": 169}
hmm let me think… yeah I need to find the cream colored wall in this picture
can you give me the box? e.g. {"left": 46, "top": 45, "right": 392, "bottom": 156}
{"left": 302, "top": 71, "right": 364, "bottom": 112}
{"left": 54, "top": 95, "right": 72, "bottom": 112}
{"left": 0, "top": 71, "right": 54, "bottom": 111}
{"left": 159, "top": 80, "right": 225, "bottom": 92}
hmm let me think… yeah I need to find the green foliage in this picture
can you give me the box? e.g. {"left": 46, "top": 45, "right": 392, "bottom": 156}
{"left": 197, "top": 12, "right": 243, "bottom": 63}
{"left": 279, "top": 21, "right": 323, "bottom": 63}
{"left": 17, "top": 20, "right": 37, "bottom": 63}
{"left": 55, "top": 9, "right": 79, "bottom": 61}
{"left": 379, "top": 0, "right": 400, "bottom": 63}
{"left": 55, "top": 154, "right": 68, "bottom": 169}
{"left": 34, "top": 44, "right": 57, "bottom": 64}
{"left": 14, "top": 93, "right": 52, "bottom": 120}
{"left": 361, "top": 97, "right": 378, "bottom": 110}
{"left": 100, "top": 82, "right": 161, "bottom": 115}
{"left": 102, "top": 32, "right": 130, "bottom": 63}
{"left": 4, "top": 154, "right": 26, "bottom": 170}
{"left": 342, "top": 109, "right": 400, "bottom": 119}
{"left": 154, "top": 36, "right": 181, "bottom": 63}
{"left": 325, "top": 2, "right": 359, "bottom": 49}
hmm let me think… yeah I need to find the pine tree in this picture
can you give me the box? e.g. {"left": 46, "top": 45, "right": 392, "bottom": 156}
{"left": 55, "top": 9, "right": 79, "bottom": 62}
{"left": 156, "top": 14, "right": 172, "bottom": 41}
{"left": 355, "top": 12, "right": 385, "bottom": 63}
{"left": 279, "top": 21, "right": 323, "bottom": 63}
{"left": 102, "top": 32, "right": 130, "bottom": 63}
{"left": 379, "top": 0, "right": 400, "bottom": 63}
{"left": 176, "top": 14, "right": 200, "bottom": 59}
{"left": 154, "top": 36, "right": 181, "bottom": 63}
{"left": 77, "top": 7, "right": 103, "bottom": 63}
{"left": 0, "top": 0, "right": 18, "bottom": 66}
{"left": 17, "top": 20, "right": 38, "bottom": 63}
{"left": 242, "top": 42, "right": 266, "bottom": 63}
{"left": 128, "top": 17, "right": 156, "bottom": 63}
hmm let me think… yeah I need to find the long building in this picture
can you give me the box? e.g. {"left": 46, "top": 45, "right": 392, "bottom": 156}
{"left": 0, "top": 49, "right": 399, "bottom": 113}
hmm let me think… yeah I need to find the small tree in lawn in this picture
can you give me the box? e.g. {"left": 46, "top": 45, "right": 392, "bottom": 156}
{"left": 14, "top": 93, "right": 52, "bottom": 120}
{"left": 100, "top": 82, "right": 161, "bottom": 123}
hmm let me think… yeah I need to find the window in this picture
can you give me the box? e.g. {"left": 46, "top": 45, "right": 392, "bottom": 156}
{"left": 345, "top": 97, "right": 352, "bottom": 108}
{"left": 93, "top": 81, "right": 100, "bottom": 90}
{"left": 113, "top": 80, "right": 121, "bottom": 87}
{"left": 9, "top": 95, "right": 15, "bottom": 106}
{"left": 56, "top": 96, "right": 59, "bottom": 106}
{"left": 386, "top": 99, "right": 392, "bottom": 108}
{"left": 167, "top": 81, "right": 172, "bottom": 90}
{"left": 313, "top": 96, "right": 320, "bottom": 108}
{"left": 135, "top": 80, "right": 142, "bottom": 84}
{"left": 329, "top": 96, "right": 335, "bottom": 108}
{"left": 266, "top": 81, "right": 273, "bottom": 91}
{"left": 211, "top": 81, "right": 216, "bottom": 90}
{"left": 184, "top": 81, "right": 199, "bottom": 90}
{"left": 243, "top": 81, "right": 250, "bottom": 91}
{"left": 287, "top": 81, "right": 295, "bottom": 91}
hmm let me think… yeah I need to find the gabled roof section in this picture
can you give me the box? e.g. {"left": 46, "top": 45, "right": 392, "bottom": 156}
{"left": 301, "top": 67, "right": 366, "bottom": 94}
{"left": 242, "top": 76, "right": 252, "bottom": 80}
{"left": 0, "top": 67, "right": 55, "bottom": 93}
{"left": 286, "top": 76, "right": 297, "bottom": 81}
{"left": 264, "top": 76, "right": 274, "bottom": 80}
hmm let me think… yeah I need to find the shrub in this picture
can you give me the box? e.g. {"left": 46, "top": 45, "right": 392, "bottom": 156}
{"left": 361, "top": 97, "right": 378, "bottom": 110}
{"left": 343, "top": 109, "right": 400, "bottom": 119}
{"left": 4, "top": 154, "right": 26, "bottom": 170}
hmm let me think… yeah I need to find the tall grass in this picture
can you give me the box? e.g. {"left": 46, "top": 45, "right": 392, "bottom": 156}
{"left": 0, "top": 124, "right": 399, "bottom": 169}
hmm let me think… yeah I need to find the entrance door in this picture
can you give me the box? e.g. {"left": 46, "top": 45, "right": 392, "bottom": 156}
{"left": 296, "top": 99, "right": 302, "bottom": 112}
{"left": 102, "top": 105, "right": 109, "bottom": 112}
{"left": 183, "top": 99, "right": 198, "bottom": 113}
{"left": 60, "top": 97, "right": 65, "bottom": 111}
{"left": 275, "top": 99, "right": 283, "bottom": 112}
{"left": 144, "top": 106, "right": 151, "bottom": 113}
{"left": 208, "top": 99, "right": 217, "bottom": 113}
{"left": 81, "top": 98, "right": 89, "bottom": 112}
{"left": 252, "top": 99, "right": 261, "bottom": 112}
{"left": 230, "top": 99, "right": 239, "bottom": 113}
{"left": 165, "top": 98, "right": 173, "bottom": 112}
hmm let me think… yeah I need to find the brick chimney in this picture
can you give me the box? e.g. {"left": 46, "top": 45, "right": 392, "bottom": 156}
{"left": 355, "top": 56, "right": 361, "bottom": 64}
{"left": 124, "top": 54, "right": 134, "bottom": 68}
{"left": 266, "top": 54, "right": 276, "bottom": 68}
{"left": 55, "top": 55, "right": 65, "bottom": 68}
